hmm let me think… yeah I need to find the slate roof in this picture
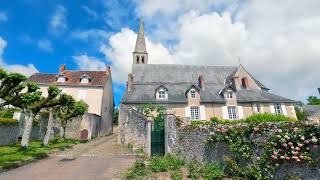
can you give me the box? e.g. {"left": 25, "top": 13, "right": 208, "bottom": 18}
{"left": 122, "top": 64, "right": 295, "bottom": 104}
{"left": 28, "top": 70, "right": 109, "bottom": 87}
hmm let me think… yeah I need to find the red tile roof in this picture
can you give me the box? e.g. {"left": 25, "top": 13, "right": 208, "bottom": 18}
{"left": 28, "top": 70, "right": 109, "bottom": 87}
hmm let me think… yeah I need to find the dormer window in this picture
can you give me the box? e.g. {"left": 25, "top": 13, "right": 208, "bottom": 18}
{"left": 57, "top": 75, "right": 66, "bottom": 83}
{"left": 241, "top": 77, "right": 248, "bottom": 89}
{"left": 156, "top": 86, "right": 168, "bottom": 100}
{"left": 80, "top": 75, "right": 91, "bottom": 84}
{"left": 226, "top": 91, "right": 234, "bottom": 99}
{"left": 190, "top": 90, "right": 196, "bottom": 98}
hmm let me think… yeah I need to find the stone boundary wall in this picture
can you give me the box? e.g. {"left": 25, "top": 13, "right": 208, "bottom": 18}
{"left": 118, "top": 106, "right": 151, "bottom": 155}
{"left": 0, "top": 124, "right": 18, "bottom": 146}
{"left": 165, "top": 112, "right": 320, "bottom": 180}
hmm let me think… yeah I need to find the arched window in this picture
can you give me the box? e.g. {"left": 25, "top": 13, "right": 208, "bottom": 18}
{"left": 136, "top": 56, "right": 140, "bottom": 64}
{"left": 141, "top": 56, "right": 145, "bottom": 64}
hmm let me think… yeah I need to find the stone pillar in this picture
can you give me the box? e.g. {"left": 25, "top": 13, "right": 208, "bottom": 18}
{"left": 165, "top": 110, "right": 176, "bottom": 154}
{"left": 145, "top": 117, "right": 152, "bottom": 157}
{"left": 118, "top": 104, "right": 127, "bottom": 144}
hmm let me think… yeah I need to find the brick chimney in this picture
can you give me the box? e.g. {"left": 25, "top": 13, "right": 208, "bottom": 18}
{"left": 59, "top": 64, "right": 66, "bottom": 73}
{"left": 105, "top": 65, "right": 111, "bottom": 75}
{"left": 127, "top": 73, "right": 133, "bottom": 91}
{"left": 198, "top": 75, "right": 205, "bottom": 90}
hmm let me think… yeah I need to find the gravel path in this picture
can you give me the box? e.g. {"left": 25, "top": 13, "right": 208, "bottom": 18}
{"left": 0, "top": 131, "right": 136, "bottom": 180}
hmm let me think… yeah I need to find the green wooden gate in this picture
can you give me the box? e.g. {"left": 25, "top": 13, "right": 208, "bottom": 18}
{"left": 151, "top": 118, "right": 165, "bottom": 156}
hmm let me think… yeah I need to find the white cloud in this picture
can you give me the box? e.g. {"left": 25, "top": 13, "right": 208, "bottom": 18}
{"left": 49, "top": 5, "right": 67, "bottom": 35}
{"left": 100, "top": 28, "right": 173, "bottom": 82}
{"left": 82, "top": 6, "right": 98, "bottom": 20}
{"left": 0, "top": 12, "right": 8, "bottom": 22}
{"left": 73, "top": 54, "right": 105, "bottom": 71}
{"left": 0, "top": 37, "right": 38, "bottom": 77}
{"left": 37, "top": 39, "right": 53, "bottom": 52}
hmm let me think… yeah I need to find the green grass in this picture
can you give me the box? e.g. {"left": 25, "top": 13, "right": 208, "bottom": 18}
{"left": 149, "top": 154, "right": 185, "bottom": 172}
{"left": 123, "top": 159, "right": 149, "bottom": 180}
{"left": 0, "top": 139, "right": 83, "bottom": 169}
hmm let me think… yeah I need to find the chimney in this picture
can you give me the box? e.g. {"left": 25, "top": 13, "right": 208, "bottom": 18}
{"left": 127, "top": 73, "right": 133, "bottom": 91}
{"left": 105, "top": 65, "right": 111, "bottom": 75}
{"left": 198, "top": 75, "right": 205, "bottom": 90}
{"left": 318, "top": 88, "right": 320, "bottom": 95}
{"left": 59, "top": 64, "right": 66, "bottom": 73}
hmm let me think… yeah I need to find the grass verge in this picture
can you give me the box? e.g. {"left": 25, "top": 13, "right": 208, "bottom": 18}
{"left": 0, "top": 139, "right": 84, "bottom": 170}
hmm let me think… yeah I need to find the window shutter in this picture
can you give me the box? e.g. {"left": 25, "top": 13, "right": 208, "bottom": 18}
{"left": 270, "top": 104, "right": 275, "bottom": 114}
{"left": 200, "top": 105, "right": 206, "bottom": 120}
{"left": 185, "top": 106, "right": 191, "bottom": 118}
{"left": 281, "top": 103, "right": 287, "bottom": 116}
{"left": 237, "top": 106, "right": 244, "bottom": 119}
{"left": 252, "top": 103, "right": 257, "bottom": 113}
{"left": 222, "top": 106, "right": 228, "bottom": 119}
{"left": 261, "top": 105, "right": 264, "bottom": 113}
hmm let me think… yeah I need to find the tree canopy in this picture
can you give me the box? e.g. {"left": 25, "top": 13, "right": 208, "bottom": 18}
{"left": 307, "top": 96, "right": 320, "bottom": 105}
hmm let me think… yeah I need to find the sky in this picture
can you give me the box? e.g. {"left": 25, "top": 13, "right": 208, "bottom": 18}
{"left": 0, "top": 0, "right": 320, "bottom": 107}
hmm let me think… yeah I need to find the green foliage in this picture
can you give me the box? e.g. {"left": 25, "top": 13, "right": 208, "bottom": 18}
{"left": 0, "top": 108, "right": 19, "bottom": 118}
{"left": 0, "top": 139, "right": 82, "bottom": 169}
{"left": 149, "top": 154, "right": 185, "bottom": 172}
{"left": 201, "top": 162, "right": 225, "bottom": 180}
{"left": 0, "top": 118, "right": 18, "bottom": 125}
{"left": 187, "top": 160, "right": 202, "bottom": 179}
{"left": 123, "top": 160, "right": 148, "bottom": 180}
{"left": 295, "top": 107, "right": 307, "bottom": 121}
{"left": 113, "top": 108, "right": 119, "bottom": 125}
{"left": 307, "top": 96, "right": 320, "bottom": 105}
{"left": 170, "top": 170, "right": 183, "bottom": 180}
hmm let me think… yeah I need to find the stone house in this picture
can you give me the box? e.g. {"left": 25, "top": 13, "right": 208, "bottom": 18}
{"left": 119, "top": 20, "right": 297, "bottom": 121}
{"left": 23, "top": 64, "right": 114, "bottom": 139}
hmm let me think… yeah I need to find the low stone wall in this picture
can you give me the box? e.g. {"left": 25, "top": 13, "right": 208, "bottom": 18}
{"left": 118, "top": 106, "right": 151, "bottom": 154}
{"left": 0, "top": 124, "right": 18, "bottom": 146}
{"left": 165, "top": 113, "right": 320, "bottom": 179}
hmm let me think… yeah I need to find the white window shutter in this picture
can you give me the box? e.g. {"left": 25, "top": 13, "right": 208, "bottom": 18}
{"left": 222, "top": 106, "right": 228, "bottom": 119}
{"left": 261, "top": 105, "right": 264, "bottom": 113}
{"left": 252, "top": 103, "right": 257, "bottom": 113}
{"left": 270, "top": 104, "right": 275, "bottom": 114}
{"left": 200, "top": 105, "right": 206, "bottom": 120}
{"left": 185, "top": 106, "right": 191, "bottom": 118}
{"left": 237, "top": 106, "right": 244, "bottom": 119}
{"left": 281, "top": 103, "right": 287, "bottom": 116}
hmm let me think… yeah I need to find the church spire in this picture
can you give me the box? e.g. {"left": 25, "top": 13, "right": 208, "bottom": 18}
{"left": 133, "top": 18, "right": 148, "bottom": 64}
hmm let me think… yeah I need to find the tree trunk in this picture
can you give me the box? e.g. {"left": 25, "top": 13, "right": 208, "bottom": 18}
{"left": 62, "top": 127, "right": 66, "bottom": 140}
{"left": 43, "top": 108, "right": 53, "bottom": 146}
{"left": 21, "top": 112, "right": 35, "bottom": 149}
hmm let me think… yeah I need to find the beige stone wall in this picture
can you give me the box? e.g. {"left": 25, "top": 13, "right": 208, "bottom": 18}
{"left": 38, "top": 85, "right": 104, "bottom": 116}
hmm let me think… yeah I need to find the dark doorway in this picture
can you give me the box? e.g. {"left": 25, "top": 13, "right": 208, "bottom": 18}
{"left": 151, "top": 118, "right": 165, "bottom": 156}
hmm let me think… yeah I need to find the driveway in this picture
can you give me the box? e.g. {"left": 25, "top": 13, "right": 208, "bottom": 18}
{"left": 0, "top": 131, "right": 136, "bottom": 180}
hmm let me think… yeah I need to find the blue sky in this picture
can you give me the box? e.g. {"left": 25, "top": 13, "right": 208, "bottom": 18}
{"left": 0, "top": 0, "right": 320, "bottom": 107}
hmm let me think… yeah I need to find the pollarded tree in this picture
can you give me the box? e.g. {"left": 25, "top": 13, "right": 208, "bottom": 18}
{"left": 4, "top": 83, "right": 63, "bottom": 148}
{"left": 55, "top": 97, "right": 88, "bottom": 139}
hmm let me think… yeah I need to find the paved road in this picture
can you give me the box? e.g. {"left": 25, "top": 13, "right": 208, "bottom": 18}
{"left": 0, "top": 132, "right": 136, "bottom": 180}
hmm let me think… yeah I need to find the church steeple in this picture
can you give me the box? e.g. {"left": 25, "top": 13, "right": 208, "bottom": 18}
{"left": 133, "top": 18, "right": 148, "bottom": 64}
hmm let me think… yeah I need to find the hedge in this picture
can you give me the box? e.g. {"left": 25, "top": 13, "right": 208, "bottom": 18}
{"left": 0, "top": 118, "right": 18, "bottom": 125}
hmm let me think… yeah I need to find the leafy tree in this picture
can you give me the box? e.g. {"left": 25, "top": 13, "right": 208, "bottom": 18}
{"left": 307, "top": 96, "right": 320, "bottom": 105}
{"left": 54, "top": 95, "right": 88, "bottom": 139}
{"left": 295, "top": 107, "right": 307, "bottom": 121}
{"left": 113, "top": 107, "right": 119, "bottom": 125}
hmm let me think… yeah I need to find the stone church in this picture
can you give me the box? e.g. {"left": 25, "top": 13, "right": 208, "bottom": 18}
{"left": 120, "top": 19, "right": 297, "bottom": 121}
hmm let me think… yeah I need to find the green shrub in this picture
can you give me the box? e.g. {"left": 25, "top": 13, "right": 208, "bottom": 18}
{"left": 124, "top": 160, "right": 148, "bottom": 180}
{"left": 201, "top": 162, "right": 225, "bottom": 179}
{"left": 149, "top": 154, "right": 185, "bottom": 172}
{"left": 0, "top": 108, "right": 19, "bottom": 119}
{"left": 0, "top": 118, "right": 18, "bottom": 125}
{"left": 187, "top": 160, "right": 202, "bottom": 179}
{"left": 245, "top": 113, "right": 295, "bottom": 123}
{"left": 191, "top": 120, "right": 210, "bottom": 126}
{"left": 170, "top": 170, "right": 183, "bottom": 180}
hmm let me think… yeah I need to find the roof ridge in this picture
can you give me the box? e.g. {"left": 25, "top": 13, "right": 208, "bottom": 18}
{"left": 133, "top": 64, "right": 237, "bottom": 68}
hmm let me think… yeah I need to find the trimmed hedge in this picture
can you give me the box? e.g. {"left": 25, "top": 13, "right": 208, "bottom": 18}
{"left": 0, "top": 118, "right": 18, "bottom": 125}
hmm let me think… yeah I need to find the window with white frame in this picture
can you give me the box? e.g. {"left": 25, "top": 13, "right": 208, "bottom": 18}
{"left": 78, "top": 90, "right": 87, "bottom": 100}
{"left": 227, "top": 106, "right": 237, "bottom": 119}
{"left": 57, "top": 76, "right": 66, "bottom": 83}
{"left": 80, "top": 77, "right": 89, "bottom": 83}
{"left": 190, "top": 106, "right": 200, "bottom": 120}
{"left": 137, "top": 107, "right": 144, "bottom": 114}
{"left": 158, "top": 90, "right": 166, "bottom": 99}
{"left": 226, "top": 91, "right": 234, "bottom": 99}
{"left": 190, "top": 90, "right": 196, "bottom": 98}
{"left": 273, "top": 103, "right": 282, "bottom": 115}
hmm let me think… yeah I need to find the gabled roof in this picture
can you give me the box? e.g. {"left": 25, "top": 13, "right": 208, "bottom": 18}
{"left": 28, "top": 70, "right": 109, "bottom": 87}
{"left": 122, "top": 64, "right": 295, "bottom": 104}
